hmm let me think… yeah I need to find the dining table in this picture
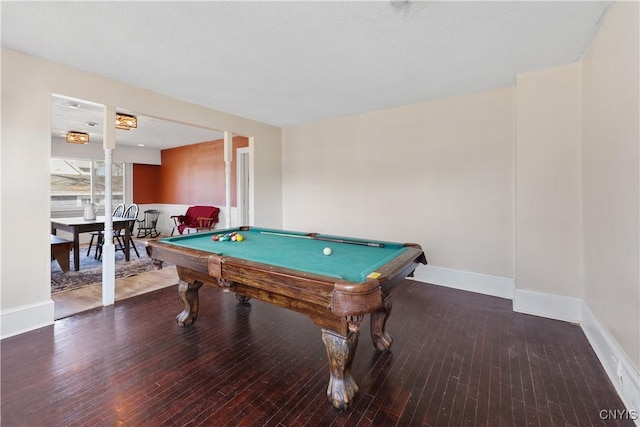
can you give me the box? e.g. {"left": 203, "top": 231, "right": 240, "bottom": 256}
{"left": 50, "top": 216, "right": 133, "bottom": 271}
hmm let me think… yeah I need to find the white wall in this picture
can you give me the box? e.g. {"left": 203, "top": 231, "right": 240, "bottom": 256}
{"left": 283, "top": 88, "right": 516, "bottom": 283}
{"left": 0, "top": 48, "right": 282, "bottom": 338}
{"left": 515, "top": 63, "right": 583, "bottom": 298}
{"left": 582, "top": 1, "right": 639, "bottom": 371}
{"left": 1, "top": 50, "right": 54, "bottom": 335}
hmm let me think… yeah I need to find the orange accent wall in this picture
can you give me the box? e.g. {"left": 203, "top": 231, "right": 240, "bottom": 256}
{"left": 132, "top": 164, "right": 161, "bottom": 204}
{"left": 133, "top": 136, "right": 249, "bottom": 206}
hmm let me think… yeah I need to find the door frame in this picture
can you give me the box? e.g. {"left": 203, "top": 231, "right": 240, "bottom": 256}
{"left": 236, "top": 147, "right": 250, "bottom": 226}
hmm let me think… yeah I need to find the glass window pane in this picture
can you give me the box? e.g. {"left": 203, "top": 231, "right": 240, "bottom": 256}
{"left": 93, "top": 161, "right": 124, "bottom": 208}
{"left": 50, "top": 159, "right": 92, "bottom": 210}
{"left": 51, "top": 158, "right": 125, "bottom": 212}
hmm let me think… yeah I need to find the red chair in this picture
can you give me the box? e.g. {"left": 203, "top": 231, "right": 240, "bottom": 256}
{"left": 171, "top": 206, "right": 220, "bottom": 235}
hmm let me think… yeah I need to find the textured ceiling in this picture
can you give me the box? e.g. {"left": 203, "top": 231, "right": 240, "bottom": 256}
{"left": 2, "top": 1, "right": 611, "bottom": 148}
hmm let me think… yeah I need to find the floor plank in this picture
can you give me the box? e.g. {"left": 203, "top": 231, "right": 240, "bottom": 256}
{"left": 1, "top": 281, "right": 633, "bottom": 426}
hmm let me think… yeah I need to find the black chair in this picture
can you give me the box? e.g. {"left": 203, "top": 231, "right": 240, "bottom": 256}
{"left": 136, "top": 209, "right": 161, "bottom": 238}
{"left": 97, "top": 203, "right": 140, "bottom": 260}
{"left": 87, "top": 203, "right": 124, "bottom": 257}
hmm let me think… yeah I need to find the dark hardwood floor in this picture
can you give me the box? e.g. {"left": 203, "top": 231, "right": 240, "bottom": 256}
{"left": 1, "top": 280, "right": 632, "bottom": 426}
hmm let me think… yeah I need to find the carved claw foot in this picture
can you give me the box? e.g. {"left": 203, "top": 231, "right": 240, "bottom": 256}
{"left": 327, "top": 369, "right": 359, "bottom": 410}
{"left": 370, "top": 296, "right": 393, "bottom": 351}
{"left": 321, "top": 329, "right": 360, "bottom": 410}
{"left": 176, "top": 308, "right": 195, "bottom": 327}
{"left": 176, "top": 279, "right": 204, "bottom": 327}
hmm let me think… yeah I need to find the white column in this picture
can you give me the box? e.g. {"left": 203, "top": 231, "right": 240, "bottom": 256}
{"left": 90, "top": 164, "right": 96, "bottom": 206}
{"left": 224, "top": 131, "right": 233, "bottom": 228}
{"left": 102, "top": 105, "right": 116, "bottom": 306}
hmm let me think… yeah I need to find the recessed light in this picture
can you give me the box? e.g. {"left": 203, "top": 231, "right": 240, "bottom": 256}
{"left": 85, "top": 122, "right": 98, "bottom": 127}
{"left": 137, "top": 144, "right": 145, "bottom": 147}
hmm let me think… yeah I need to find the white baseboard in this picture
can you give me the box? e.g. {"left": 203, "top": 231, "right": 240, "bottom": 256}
{"left": 1, "top": 299, "right": 54, "bottom": 340}
{"left": 413, "top": 264, "right": 514, "bottom": 299}
{"left": 581, "top": 303, "right": 640, "bottom": 423}
{"left": 512, "top": 288, "right": 583, "bottom": 323}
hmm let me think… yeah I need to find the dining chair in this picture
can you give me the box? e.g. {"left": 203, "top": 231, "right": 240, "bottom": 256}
{"left": 115, "top": 203, "right": 140, "bottom": 258}
{"left": 87, "top": 203, "right": 124, "bottom": 257}
{"left": 96, "top": 203, "right": 140, "bottom": 260}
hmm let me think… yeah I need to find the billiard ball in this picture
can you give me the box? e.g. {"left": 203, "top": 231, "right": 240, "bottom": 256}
{"left": 323, "top": 247, "right": 332, "bottom": 256}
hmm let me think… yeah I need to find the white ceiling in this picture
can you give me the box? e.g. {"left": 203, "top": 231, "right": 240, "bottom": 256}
{"left": 2, "top": 1, "right": 612, "bottom": 149}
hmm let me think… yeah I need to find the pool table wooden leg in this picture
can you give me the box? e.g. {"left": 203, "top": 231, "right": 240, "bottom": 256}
{"left": 235, "top": 294, "right": 251, "bottom": 304}
{"left": 321, "top": 329, "right": 360, "bottom": 410}
{"left": 370, "top": 295, "right": 393, "bottom": 351}
{"left": 217, "top": 278, "right": 251, "bottom": 304}
{"left": 176, "top": 279, "right": 204, "bottom": 327}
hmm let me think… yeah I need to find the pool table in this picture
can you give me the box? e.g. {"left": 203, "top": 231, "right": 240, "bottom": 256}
{"left": 145, "top": 226, "right": 427, "bottom": 410}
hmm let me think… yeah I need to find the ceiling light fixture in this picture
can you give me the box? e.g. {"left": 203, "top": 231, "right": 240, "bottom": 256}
{"left": 66, "top": 131, "right": 89, "bottom": 144}
{"left": 115, "top": 113, "right": 137, "bottom": 130}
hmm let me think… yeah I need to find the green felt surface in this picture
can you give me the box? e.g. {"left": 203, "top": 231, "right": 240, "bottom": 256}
{"left": 161, "top": 227, "right": 409, "bottom": 283}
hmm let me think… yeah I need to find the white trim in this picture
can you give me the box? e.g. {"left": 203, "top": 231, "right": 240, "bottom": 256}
{"left": 224, "top": 131, "right": 233, "bottom": 228}
{"left": 236, "top": 147, "right": 250, "bottom": 227}
{"left": 581, "top": 303, "right": 640, "bottom": 422}
{"left": 247, "top": 137, "right": 255, "bottom": 226}
{"left": 413, "top": 265, "right": 515, "bottom": 299}
{"left": 1, "top": 300, "right": 55, "bottom": 339}
{"left": 512, "top": 288, "right": 583, "bottom": 323}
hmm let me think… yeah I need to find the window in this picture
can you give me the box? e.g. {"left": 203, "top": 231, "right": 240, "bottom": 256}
{"left": 50, "top": 158, "right": 125, "bottom": 213}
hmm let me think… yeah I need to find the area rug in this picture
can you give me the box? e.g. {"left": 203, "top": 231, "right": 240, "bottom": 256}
{"left": 51, "top": 240, "right": 159, "bottom": 294}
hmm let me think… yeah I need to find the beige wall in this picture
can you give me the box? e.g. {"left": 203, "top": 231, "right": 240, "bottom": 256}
{"left": 582, "top": 1, "right": 639, "bottom": 369}
{"left": 283, "top": 88, "right": 516, "bottom": 279}
{"left": 515, "top": 63, "right": 583, "bottom": 297}
{"left": 0, "top": 48, "right": 282, "bottom": 337}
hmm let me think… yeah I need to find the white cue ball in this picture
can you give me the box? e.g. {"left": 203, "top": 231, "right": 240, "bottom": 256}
{"left": 323, "top": 247, "right": 332, "bottom": 256}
